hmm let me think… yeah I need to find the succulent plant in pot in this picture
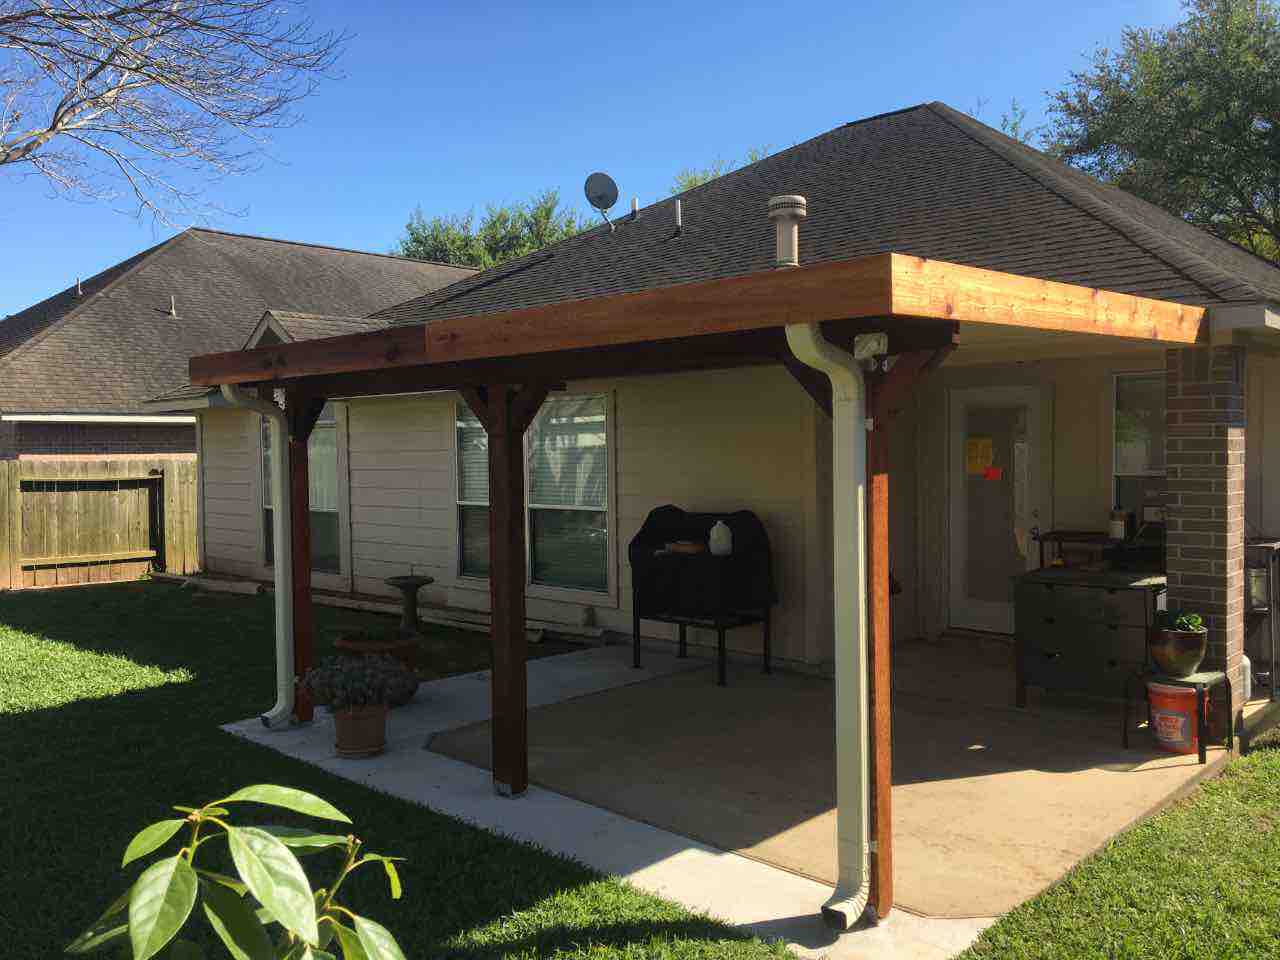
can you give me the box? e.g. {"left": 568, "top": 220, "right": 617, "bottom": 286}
{"left": 1150, "top": 610, "right": 1208, "bottom": 677}
{"left": 303, "top": 655, "right": 417, "bottom": 758}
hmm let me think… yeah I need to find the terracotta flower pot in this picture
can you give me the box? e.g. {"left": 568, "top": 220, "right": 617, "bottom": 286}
{"left": 333, "top": 704, "right": 389, "bottom": 758}
{"left": 1149, "top": 628, "right": 1208, "bottom": 677}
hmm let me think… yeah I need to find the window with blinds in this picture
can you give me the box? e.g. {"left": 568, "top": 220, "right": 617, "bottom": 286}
{"left": 264, "top": 403, "right": 341, "bottom": 573}
{"left": 455, "top": 394, "right": 610, "bottom": 593}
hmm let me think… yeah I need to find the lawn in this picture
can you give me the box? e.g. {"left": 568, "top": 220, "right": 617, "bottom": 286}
{"left": 0, "top": 580, "right": 790, "bottom": 960}
{"left": 960, "top": 731, "right": 1280, "bottom": 960}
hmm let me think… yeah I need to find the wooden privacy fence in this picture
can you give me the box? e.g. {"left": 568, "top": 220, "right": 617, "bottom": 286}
{"left": 0, "top": 458, "right": 199, "bottom": 590}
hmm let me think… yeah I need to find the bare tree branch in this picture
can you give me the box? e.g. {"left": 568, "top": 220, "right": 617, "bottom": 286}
{"left": 0, "top": 0, "right": 344, "bottom": 223}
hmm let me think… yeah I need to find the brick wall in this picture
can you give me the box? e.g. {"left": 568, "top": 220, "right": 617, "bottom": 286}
{"left": 9, "top": 421, "right": 195, "bottom": 458}
{"left": 1164, "top": 346, "right": 1246, "bottom": 723}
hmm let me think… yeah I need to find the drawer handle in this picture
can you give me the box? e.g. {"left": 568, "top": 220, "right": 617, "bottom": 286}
{"left": 1107, "top": 623, "right": 1119, "bottom": 631}
{"left": 1043, "top": 651, "right": 1062, "bottom": 660}
{"left": 1043, "top": 616, "right": 1056, "bottom": 625}
{"left": 1107, "top": 659, "right": 1119, "bottom": 668}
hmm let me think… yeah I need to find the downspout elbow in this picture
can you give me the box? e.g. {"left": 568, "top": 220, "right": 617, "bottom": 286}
{"left": 219, "top": 384, "right": 295, "bottom": 729}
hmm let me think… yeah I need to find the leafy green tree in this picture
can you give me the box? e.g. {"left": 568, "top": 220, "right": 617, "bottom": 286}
{"left": 396, "top": 189, "right": 592, "bottom": 268}
{"left": 671, "top": 145, "right": 772, "bottom": 194}
{"left": 1047, "top": 0, "right": 1280, "bottom": 262}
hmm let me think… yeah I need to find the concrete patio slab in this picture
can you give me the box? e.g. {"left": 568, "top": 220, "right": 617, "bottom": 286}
{"left": 224, "top": 645, "right": 994, "bottom": 959}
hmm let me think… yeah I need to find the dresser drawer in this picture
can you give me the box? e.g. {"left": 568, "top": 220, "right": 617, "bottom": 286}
{"left": 1017, "top": 582, "right": 1154, "bottom": 627}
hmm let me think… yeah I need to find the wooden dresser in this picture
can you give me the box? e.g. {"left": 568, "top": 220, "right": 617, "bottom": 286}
{"left": 1015, "top": 567, "right": 1166, "bottom": 705}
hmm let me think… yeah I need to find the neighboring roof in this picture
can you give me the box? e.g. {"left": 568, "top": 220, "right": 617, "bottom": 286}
{"left": 0, "top": 228, "right": 473, "bottom": 414}
{"left": 247, "top": 310, "right": 389, "bottom": 348}
{"left": 377, "top": 102, "right": 1280, "bottom": 329}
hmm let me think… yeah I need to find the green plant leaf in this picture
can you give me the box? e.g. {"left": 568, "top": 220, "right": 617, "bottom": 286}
{"left": 64, "top": 887, "right": 131, "bottom": 954}
{"left": 196, "top": 869, "right": 248, "bottom": 896}
{"left": 227, "top": 826, "right": 318, "bottom": 945}
{"left": 260, "top": 826, "right": 350, "bottom": 855}
{"left": 202, "top": 877, "right": 273, "bottom": 960}
{"left": 122, "top": 819, "right": 187, "bottom": 867}
{"left": 220, "top": 785, "right": 351, "bottom": 823}
{"left": 355, "top": 855, "right": 404, "bottom": 901}
{"left": 353, "top": 916, "right": 406, "bottom": 960}
{"left": 332, "top": 922, "right": 369, "bottom": 960}
{"left": 128, "top": 855, "right": 199, "bottom": 960}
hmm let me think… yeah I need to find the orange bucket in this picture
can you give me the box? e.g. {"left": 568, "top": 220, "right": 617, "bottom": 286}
{"left": 1148, "top": 682, "right": 1199, "bottom": 755}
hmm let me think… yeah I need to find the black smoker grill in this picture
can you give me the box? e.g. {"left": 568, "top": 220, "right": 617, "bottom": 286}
{"left": 629, "top": 505, "right": 777, "bottom": 685}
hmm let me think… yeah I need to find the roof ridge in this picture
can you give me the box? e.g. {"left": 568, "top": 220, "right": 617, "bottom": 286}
{"left": 185, "top": 226, "right": 479, "bottom": 272}
{"left": 0, "top": 231, "right": 185, "bottom": 373}
{"left": 925, "top": 101, "right": 1262, "bottom": 303}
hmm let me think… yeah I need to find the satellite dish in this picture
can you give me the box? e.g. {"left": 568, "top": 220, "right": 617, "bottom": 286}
{"left": 584, "top": 172, "right": 619, "bottom": 213}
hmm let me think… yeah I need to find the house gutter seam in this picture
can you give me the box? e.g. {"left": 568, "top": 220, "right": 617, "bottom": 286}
{"left": 219, "top": 384, "right": 295, "bottom": 728}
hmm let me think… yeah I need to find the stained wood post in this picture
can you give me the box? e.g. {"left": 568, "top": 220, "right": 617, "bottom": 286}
{"left": 286, "top": 390, "right": 327, "bottom": 724}
{"left": 461, "top": 383, "right": 549, "bottom": 797}
{"left": 866, "top": 420, "right": 893, "bottom": 917}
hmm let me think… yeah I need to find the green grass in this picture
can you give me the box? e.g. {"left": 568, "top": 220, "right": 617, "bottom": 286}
{"left": 0, "top": 580, "right": 790, "bottom": 960}
{"left": 961, "top": 729, "right": 1280, "bottom": 959}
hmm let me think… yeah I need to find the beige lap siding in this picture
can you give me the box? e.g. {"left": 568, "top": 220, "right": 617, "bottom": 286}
{"left": 199, "top": 407, "right": 262, "bottom": 578}
{"left": 347, "top": 394, "right": 455, "bottom": 606}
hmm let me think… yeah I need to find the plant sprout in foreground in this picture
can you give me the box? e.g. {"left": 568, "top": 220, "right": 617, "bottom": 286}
{"left": 66, "top": 784, "right": 406, "bottom": 959}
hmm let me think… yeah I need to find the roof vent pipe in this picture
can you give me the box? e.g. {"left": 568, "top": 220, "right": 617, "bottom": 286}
{"left": 675, "top": 198, "right": 683, "bottom": 236}
{"left": 768, "top": 195, "right": 808, "bottom": 268}
{"left": 76, "top": 277, "right": 83, "bottom": 296}
{"left": 170, "top": 295, "right": 178, "bottom": 317}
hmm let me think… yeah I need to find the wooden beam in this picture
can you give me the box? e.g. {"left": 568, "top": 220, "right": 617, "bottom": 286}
{"left": 191, "top": 325, "right": 428, "bottom": 387}
{"left": 862, "top": 349, "right": 943, "bottom": 920}
{"left": 285, "top": 388, "right": 326, "bottom": 724}
{"left": 887, "top": 254, "right": 1205, "bottom": 342}
{"left": 189, "top": 255, "right": 1205, "bottom": 390}
{"left": 471, "top": 383, "right": 550, "bottom": 796}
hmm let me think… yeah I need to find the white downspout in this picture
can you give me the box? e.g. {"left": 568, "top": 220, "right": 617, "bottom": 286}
{"left": 220, "top": 384, "right": 295, "bottom": 728}
{"left": 771, "top": 194, "right": 886, "bottom": 930}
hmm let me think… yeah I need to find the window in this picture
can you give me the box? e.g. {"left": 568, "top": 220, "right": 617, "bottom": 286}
{"left": 263, "top": 403, "right": 341, "bottom": 573}
{"left": 1114, "top": 372, "right": 1166, "bottom": 515}
{"left": 455, "top": 394, "right": 610, "bottom": 593}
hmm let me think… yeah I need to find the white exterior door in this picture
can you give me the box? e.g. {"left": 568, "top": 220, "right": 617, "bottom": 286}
{"left": 948, "top": 386, "right": 1043, "bottom": 633}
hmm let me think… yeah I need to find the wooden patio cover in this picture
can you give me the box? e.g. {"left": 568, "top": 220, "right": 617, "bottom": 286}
{"left": 189, "top": 251, "right": 1206, "bottom": 918}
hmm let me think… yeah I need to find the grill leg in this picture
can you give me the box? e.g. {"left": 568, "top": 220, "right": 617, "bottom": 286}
{"left": 632, "top": 602, "right": 641, "bottom": 669}
{"left": 678, "top": 623, "right": 687, "bottom": 659}
{"left": 717, "top": 626, "right": 727, "bottom": 687}
{"left": 762, "top": 611, "right": 772, "bottom": 674}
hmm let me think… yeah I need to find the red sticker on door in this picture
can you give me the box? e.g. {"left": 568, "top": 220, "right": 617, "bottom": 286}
{"left": 983, "top": 466, "right": 1004, "bottom": 481}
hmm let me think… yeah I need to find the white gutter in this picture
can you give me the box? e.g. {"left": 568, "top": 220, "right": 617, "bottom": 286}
{"left": 219, "top": 384, "right": 295, "bottom": 728}
{"left": 771, "top": 194, "right": 885, "bottom": 930}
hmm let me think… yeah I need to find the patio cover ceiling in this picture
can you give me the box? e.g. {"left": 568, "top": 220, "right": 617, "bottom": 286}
{"left": 188, "top": 252, "right": 1207, "bottom": 393}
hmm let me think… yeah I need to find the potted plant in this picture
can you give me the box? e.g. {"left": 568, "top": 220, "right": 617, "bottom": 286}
{"left": 304, "top": 655, "right": 416, "bottom": 757}
{"left": 1150, "top": 610, "right": 1209, "bottom": 677}
{"left": 334, "top": 627, "right": 421, "bottom": 674}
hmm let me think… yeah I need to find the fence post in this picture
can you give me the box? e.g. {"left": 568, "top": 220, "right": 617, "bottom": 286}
{"left": 0, "top": 461, "right": 10, "bottom": 590}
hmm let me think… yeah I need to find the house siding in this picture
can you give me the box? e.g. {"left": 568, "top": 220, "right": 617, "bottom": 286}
{"left": 200, "top": 407, "right": 261, "bottom": 579}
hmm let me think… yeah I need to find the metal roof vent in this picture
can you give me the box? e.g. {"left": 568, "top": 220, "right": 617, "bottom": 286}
{"left": 768, "top": 195, "right": 807, "bottom": 268}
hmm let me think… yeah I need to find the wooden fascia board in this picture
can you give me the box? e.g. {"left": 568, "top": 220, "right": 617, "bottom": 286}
{"left": 887, "top": 253, "right": 1206, "bottom": 343}
{"left": 189, "top": 252, "right": 1207, "bottom": 388}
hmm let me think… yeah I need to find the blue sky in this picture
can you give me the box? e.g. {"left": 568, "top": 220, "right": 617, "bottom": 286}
{"left": 0, "top": 0, "right": 1183, "bottom": 315}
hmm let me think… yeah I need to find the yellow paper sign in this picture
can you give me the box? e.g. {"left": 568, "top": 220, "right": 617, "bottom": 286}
{"left": 965, "top": 436, "right": 993, "bottom": 475}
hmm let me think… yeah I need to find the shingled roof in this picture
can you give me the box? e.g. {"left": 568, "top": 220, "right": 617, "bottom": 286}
{"left": 0, "top": 229, "right": 473, "bottom": 414}
{"left": 375, "top": 102, "right": 1280, "bottom": 330}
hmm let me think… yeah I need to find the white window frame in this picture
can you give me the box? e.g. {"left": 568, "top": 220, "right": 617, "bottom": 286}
{"left": 452, "top": 390, "right": 619, "bottom": 609}
{"left": 258, "top": 401, "right": 353, "bottom": 592}
{"left": 1111, "top": 370, "right": 1167, "bottom": 508}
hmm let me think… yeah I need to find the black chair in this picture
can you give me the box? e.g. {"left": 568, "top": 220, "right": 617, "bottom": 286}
{"left": 628, "top": 505, "right": 777, "bottom": 685}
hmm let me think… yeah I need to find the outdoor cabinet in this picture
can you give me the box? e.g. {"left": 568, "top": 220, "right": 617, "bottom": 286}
{"left": 1015, "top": 568, "right": 1166, "bottom": 704}
{"left": 629, "top": 505, "right": 776, "bottom": 686}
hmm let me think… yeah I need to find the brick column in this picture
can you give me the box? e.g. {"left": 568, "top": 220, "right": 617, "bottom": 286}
{"left": 1164, "top": 346, "right": 1246, "bottom": 725}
